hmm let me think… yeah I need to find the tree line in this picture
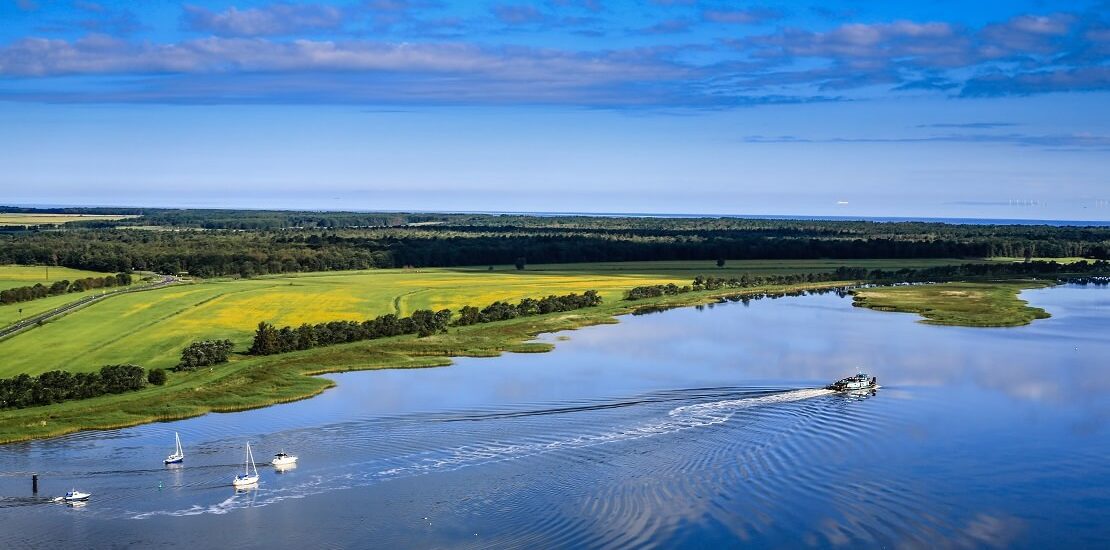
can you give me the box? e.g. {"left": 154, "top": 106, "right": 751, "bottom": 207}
{"left": 453, "top": 291, "right": 602, "bottom": 325}
{"left": 249, "top": 291, "right": 603, "bottom": 356}
{"left": 0, "top": 273, "right": 133, "bottom": 306}
{"left": 0, "top": 364, "right": 156, "bottom": 410}
{"left": 624, "top": 260, "right": 1110, "bottom": 300}
{"left": 2, "top": 209, "right": 1109, "bottom": 279}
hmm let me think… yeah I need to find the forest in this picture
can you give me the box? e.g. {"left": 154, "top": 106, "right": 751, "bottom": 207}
{"left": 1, "top": 207, "right": 1109, "bottom": 278}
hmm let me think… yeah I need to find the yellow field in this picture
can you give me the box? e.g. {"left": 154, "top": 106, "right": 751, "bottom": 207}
{"left": 0, "top": 259, "right": 972, "bottom": 376}
{"left": 0, "top": 213, "right": 137, "bottom": 226}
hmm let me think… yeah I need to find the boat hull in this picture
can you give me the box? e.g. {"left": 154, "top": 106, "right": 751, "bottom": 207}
{"left": 271, "top": 457, "right": 298, "bottom": 467}
{"left": 164, "top": 456, "right": 184, "bottom": 465}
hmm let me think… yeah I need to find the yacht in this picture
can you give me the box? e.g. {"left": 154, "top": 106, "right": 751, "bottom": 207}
{"left": 271, "top": 450, "right": 298, "bottom": 467}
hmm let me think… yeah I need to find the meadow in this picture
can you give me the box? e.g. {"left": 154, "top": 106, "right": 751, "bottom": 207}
{"left": 0, "top": 259, "right": 970, "bottom": 377}
{"left": 0, "top": 264, "right": 111, "bottom": 291}
{"left": 852, "top": 281, "right": 1053, "bottom": 327}
{"left": 0, "top": 213, "right": 138, "bottom": 226}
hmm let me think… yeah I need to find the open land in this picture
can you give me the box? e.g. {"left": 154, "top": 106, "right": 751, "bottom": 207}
{"left": 0, "top": 213, "right": 138, "bottom": 226}
{"left": 0, "top": 264, "right": 113, "bottom": 291}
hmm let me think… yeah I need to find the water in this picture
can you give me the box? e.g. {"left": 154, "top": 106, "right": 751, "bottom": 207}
{"left": 1, "top": 285, "right": 1108, "bottom": 547}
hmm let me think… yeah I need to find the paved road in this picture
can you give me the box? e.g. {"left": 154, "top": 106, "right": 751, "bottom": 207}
{"left": 0, "top": 274, "right": 178, "bottom": 341}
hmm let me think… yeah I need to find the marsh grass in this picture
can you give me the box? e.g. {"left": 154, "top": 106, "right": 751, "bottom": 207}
{"left": 852, "top": 281, "right": 1054, "bottom": 327}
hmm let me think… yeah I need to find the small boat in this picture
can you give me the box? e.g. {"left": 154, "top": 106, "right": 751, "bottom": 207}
{"left": 826, "top": 372, "right": 878, "bottom": 392}
{"left": 271, "top": 450, "right": 298, "bottom": 467}
{"left": 232, "top": 442, "right": 260, "bottom": 487}
{"left": 164, "top": 432, "right": 184, "bottom": 464}
{"left": 62, "top": 489, "right": 91, "bottom": 502}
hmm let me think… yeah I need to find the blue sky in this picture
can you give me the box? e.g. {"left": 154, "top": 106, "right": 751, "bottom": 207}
{"left": 1, "top": 0, "right": 1108, "bottom": 219}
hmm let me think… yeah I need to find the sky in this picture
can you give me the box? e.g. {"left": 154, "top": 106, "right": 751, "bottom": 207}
{"left": 0, "top": 0, "right": 1108, "bottom": 220}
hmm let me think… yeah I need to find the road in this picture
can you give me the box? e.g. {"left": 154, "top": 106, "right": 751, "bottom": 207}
{"left": 0, "top": 274, "right": 178, "bottom": 341}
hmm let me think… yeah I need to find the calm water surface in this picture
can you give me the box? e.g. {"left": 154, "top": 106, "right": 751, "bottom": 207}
{"left": 1, "top": 285, "right": 1108, "bottom": 548}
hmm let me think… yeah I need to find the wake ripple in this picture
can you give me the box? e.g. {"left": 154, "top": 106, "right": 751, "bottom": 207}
{"left": 130, "top": 388, "right": 834, "bottom": 519}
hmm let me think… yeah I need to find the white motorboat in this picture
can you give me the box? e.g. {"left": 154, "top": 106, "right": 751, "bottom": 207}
{"left": 826, "top": 372, "right": 878, "bottom": 392}
{"left": 164, "top": 432, "right": 184, "bottom": 464}
{"left": 271, "top": 450, "right": 298, "bottom": 467}
{"left": 232, "top": 442, "right": 260, "bottom": 487}
{"left": 62, "top": 489, "right": 91, "bottom": 502}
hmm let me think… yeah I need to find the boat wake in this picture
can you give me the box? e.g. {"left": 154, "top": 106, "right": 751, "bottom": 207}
{"left": 130, "top": 388, "right": 834, "bottom": 520}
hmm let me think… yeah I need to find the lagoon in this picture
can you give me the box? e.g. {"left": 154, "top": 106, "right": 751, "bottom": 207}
{"left": 1, "top": 284, "right": 1108, "bottom": 547}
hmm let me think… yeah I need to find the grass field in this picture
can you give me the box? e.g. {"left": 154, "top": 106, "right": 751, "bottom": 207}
{"left": 0, "top": 259, "right": 975, "bottom": 377}
{"left": 0, "top": 265, "right": 120, "bottom": 327}
{"left": 0, "top": 213, "right": 138, "bottom": 226}
{"left": 0, "top": 264, "right": 112, "bottom": 291}
{"left": 852, "top": 281, "right": 1054, "bottom": 327}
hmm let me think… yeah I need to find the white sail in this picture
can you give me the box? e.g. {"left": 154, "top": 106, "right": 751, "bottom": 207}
{"left": 233, "top": 441, "right": 260, "bottom": 486}
{"left": 164, "top": 432, "right": 184, "bottom": 464}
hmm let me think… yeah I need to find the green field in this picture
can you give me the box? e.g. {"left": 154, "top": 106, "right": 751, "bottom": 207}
{"left": 852, "top": 281, "right": 1053, "bottom": 327}
{"left": 0, "top": 264, "right": 112, "bottom": 291}
{"left": 0, "top": 213, "right": 137, "bottom": 226}
{"left": 0, "top": 259, "right": 974, "bottom": 377}
{"left": 0, "top": 265, "right": 120, "bottom": 327}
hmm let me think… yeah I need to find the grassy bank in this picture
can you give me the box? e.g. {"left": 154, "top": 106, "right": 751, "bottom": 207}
{"left": 0, "top": 279, "right": 855, "bottom": 444}
{"left": 852, "top": 281, "right": 1054, "bottom": 327}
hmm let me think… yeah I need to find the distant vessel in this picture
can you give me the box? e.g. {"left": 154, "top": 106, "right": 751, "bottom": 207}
{"left": 271, "top": 450, "right": 298, "bottom": 467}
{"left": 826, "top": 372, "right": 878, "bottom": 392}
{"left": 62, "top": 489, "right": 91, "bottom": 502}
{"left": 164, "top": 432, "right": 184, "bottom": 464}
{"left": 233, "top": 442, "right": 260, "bottom": 487}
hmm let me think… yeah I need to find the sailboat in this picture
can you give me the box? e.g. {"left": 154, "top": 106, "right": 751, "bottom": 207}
{"left": 164, "top": 432, "right": 184, "bottom": 464}
{"left": 232, "top": 442, "right": 260, "bottom": 487}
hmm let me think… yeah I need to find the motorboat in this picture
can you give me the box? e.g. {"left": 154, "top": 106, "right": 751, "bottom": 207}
{"left": 271, "top": 450, "right": 298, "bottom": 467}
{"left": 826, "top": 372, "right": 878, "bottom": 392}
{"left": 232, "top": 442, "right": 260, "bottom": 487}
{"left": 164, "top": 432, "right": 184, "bottom": 465}
{"left": 62, "top": 489, "right": 91, "bottom": 502}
